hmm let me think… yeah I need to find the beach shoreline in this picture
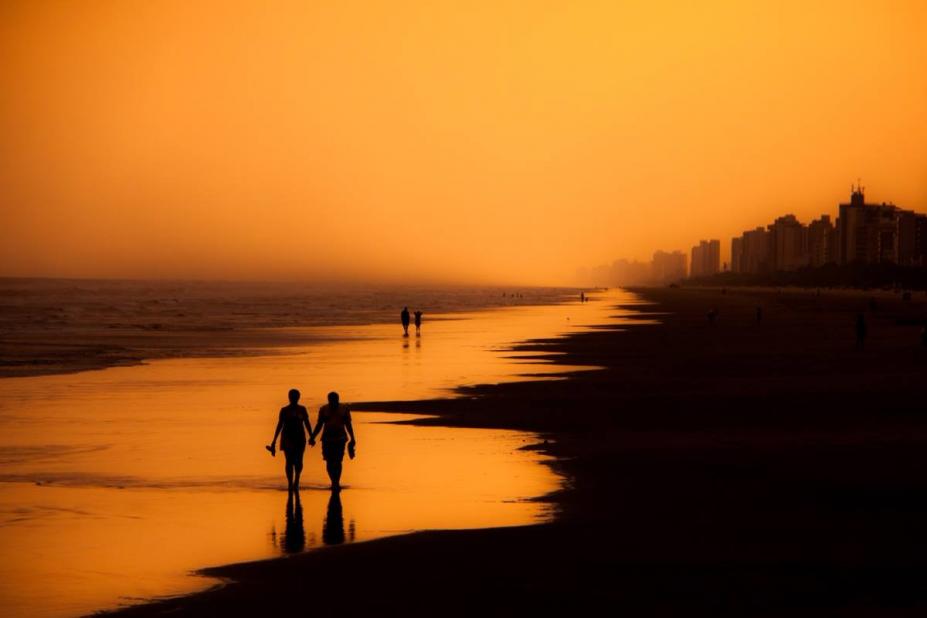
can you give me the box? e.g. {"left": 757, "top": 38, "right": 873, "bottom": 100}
{"left": 97, "top": 284, "right": 927, "bottom": 616}
{"left": 0, "top": 280, "right": 579, "bottom": 379}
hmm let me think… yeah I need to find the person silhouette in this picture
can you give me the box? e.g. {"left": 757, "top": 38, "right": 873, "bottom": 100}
{"left": 266, "top": 388, "right": 311, "bottom": 494}
{"left": 856, "top": 313, "right": 867, "bottom": 349}
{"left": 309, "top": 391, "right": 356, "bottom": 491}
{"left": 414, "top": 310, "right": 423, "bottom": 335}
{"left": 282, "top": 491, "right": 305, "bottom": 554}
{"left": 755, "top": 306, "right": 763, "bottom": 324}
{"left": 322, "top": 490, "right": 345, "bottom": 545}
{"left": 401, "top": 307, "right": 410, "bottom": 336}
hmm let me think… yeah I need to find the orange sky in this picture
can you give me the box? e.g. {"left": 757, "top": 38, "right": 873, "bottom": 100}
{"left": 2, "top": 1, "right": 926, "bottom": 284}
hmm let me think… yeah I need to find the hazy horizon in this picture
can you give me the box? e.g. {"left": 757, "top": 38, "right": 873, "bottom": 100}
{"left": 3, "top": 1, "right": 926, "bottom": 284}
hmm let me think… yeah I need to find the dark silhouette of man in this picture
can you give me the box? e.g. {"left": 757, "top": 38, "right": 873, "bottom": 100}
{"left": 309, "top": 391, "right": 356, "bottom": 491}
{"left": 401, "top": 307, "right": 410, "bottom": 336}
{"left": 267, "top": 389, "right": 312, "bottom": 494}
{"left": 414, "top": 310, "right": 423, "bottom": 335}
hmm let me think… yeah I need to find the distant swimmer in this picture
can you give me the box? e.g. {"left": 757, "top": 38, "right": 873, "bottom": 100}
{"left": 267, "top": 389, "right": 312, "bottom": 494}
{"left": 414, "top": 310, "right": 423, "bottom": 335}
{"left": 401, "top": 306, "right": 410, "bottom": 336}
{"left": 309, "top": 391, "right": 357, "bottom": 491}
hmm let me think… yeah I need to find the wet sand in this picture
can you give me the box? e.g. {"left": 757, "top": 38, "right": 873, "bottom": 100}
{"left": 1, "top": 293, "right": 639, "bottom": 617}
{"left": 109, "top": 285, "right": 927, "bottom": 616}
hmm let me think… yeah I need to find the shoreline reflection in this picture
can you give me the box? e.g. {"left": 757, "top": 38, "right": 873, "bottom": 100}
{"left": 282, "top": 492, "right": 306, "bottom": 554}
{"left": 323, "top": 490, "right": 345, "bottom": 546}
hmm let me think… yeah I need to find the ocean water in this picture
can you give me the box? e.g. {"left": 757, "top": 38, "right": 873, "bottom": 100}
{"left": 0, "top": 287, "right": 646, "bottom": 617}
{"left": 0, "top": 279, "right": 575, "bottom": 331}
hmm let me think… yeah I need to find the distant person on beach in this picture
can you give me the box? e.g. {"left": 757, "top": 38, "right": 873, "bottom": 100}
{"left": 401, "top": 307, "right": 410, "bottom": 336}
{"left": 309, "top": 391, "right": 356, "bottom": 491}
{"left": 756, "top": 306, "right": 763, "bottom": 324}
{"left": 414, "top": 310, "right": 423, "bottom": 335}
{"left": 266, "top": 389, "right": 312, "bottom": 494}
{"left": 580, "top": 292, "right": 585, "bottom": 303}
{"left": 856, "top": 313, "right": 867, "bottom": 349}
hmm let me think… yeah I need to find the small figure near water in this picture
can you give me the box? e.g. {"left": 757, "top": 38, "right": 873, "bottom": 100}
{"left": 267, "top": 388, "right": 312, "bottom": 494}
{"left": 401, "top": 306, "right": 411, "bottom": 336}
{"left": 580, "top": 292, "right": 585, "bottom": 303}
{"left": 755, "top": 306, "right": 763, "bottom": 324}
{"left": 309, "top": 391, "right": 357, "bottom": 491}
{"left": 856, "top": 313, "right": 867, "bottom": 349}
{"left": 414, "top": 310, "right": 423, "bottom": 335}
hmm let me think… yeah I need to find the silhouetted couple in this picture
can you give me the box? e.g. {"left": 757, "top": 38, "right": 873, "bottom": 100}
{"left": 401, "top": 306, "right": 423, "bottom": 337}
{"left": 267, "top": 389, "right": 357, "bottom": 492}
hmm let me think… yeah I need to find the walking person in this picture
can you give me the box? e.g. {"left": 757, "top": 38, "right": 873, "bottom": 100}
{"left": 401, "top": 306, "right": 411, "bottom": 336}
{"left": 414, "top": 310, "right": 423, "bottom": 336}
{"left": 266, "top": 389, "right": 312, "bottom": 494}
{"left": 309, "top": 391, "right": 357, "bottom": 491}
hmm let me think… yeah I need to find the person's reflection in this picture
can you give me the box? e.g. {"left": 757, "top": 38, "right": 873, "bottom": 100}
{"left": 322, "top": 490, "right": 346, "bottom": 545}
{"left": 282, "top": 492, "right": 305, "bottom": 554}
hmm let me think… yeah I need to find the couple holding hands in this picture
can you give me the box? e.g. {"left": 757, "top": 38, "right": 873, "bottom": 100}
{"left": 267, "top": 389, "right": 356, "bottom": 492}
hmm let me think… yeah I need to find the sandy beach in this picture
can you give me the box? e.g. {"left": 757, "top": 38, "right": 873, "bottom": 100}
{"left": 1, "top": 289, "right": 640, "bottom": 617}
{"left": 102, "top": 285, "right": 927, "bottom": 616}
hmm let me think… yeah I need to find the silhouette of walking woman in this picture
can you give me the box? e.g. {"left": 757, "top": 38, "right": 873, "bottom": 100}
{"left": 401, "top": 306, "right": 411, "bottom": 336}
{"left": 309, "top": 391, "right": 357, "bottom": 491}
{"left": 414, "top": 310, "right": 423, "bottom": 336}
{"left": 266, "top": 389, "right": 311, "bottom": 494}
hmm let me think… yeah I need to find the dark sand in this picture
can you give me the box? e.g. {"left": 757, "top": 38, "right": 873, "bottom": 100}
{"left": 105, "top": 286, "right": 927, "bottom": 616}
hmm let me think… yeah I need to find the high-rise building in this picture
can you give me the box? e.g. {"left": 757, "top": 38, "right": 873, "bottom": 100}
{"left": 837, "top": 185, "right": 904, "bottom": 265}
{"left": 731, "top": 237, "right": 743, "bottom": 273}
{"left": 651, "top": 250, "right": 687, "bottom": 283}
{"left": 807, "top": 215, "right": 836, "bottom": 267}
{"left": 895, "top": 210, "right": 927, "bottom": 266}
{"left": 690, "top": 240, "right": 721, "bottom": 277}
{"left": 768, "top": 214, "right": 808, "bottom": 271}
{"left": 708, "top": 239, "right": 721, "bottom": 274}
{"left": 739, "top": 227, "right": 771, "bottom": 274}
